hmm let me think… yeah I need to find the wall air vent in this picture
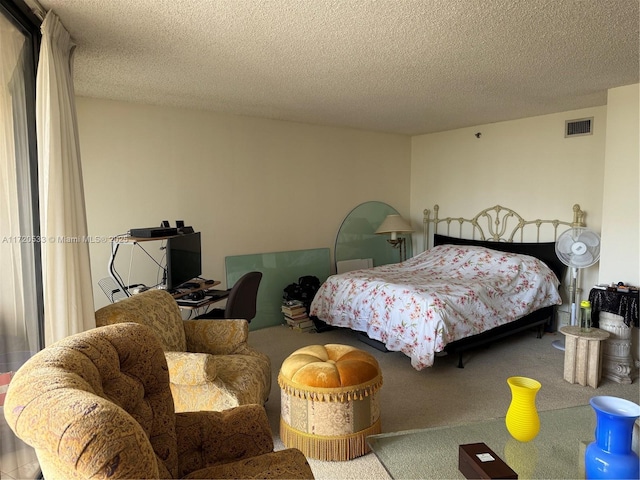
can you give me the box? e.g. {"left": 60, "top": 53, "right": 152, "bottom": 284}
{"left": 565, "top": 117, "right": 593, "bottom": 137}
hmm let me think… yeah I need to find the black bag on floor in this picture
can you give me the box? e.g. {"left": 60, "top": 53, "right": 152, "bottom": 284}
{"left": 283, "top": 275, "right": 320, "bottom": 307}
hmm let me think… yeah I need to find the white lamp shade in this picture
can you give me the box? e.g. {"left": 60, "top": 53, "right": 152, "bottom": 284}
{"left": 375, "top": 215, "right": 413, "bottom": 240}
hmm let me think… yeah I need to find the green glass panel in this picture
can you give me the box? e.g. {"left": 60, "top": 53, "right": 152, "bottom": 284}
{"left": 225, "top": 248, "right": 330, "bottom": 330}
{"left": 335, "top": 201, "right": 413, "bottom": 269}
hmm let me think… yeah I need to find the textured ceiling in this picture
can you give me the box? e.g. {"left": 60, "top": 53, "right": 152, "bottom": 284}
{"left": 36, "top": 0, "right": 639, "bottom": 135}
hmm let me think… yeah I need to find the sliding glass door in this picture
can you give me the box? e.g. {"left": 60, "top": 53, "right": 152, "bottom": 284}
{"left": 0, "top": 1, "right": 41, "bottom": 465}
{"left": 1, "top": 1, "right": 42, "bottom": 477}
{"left": 1, "top": 0, "right": 42, "bottom": 368}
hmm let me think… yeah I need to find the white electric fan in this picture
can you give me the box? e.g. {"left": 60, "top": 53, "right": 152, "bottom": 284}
{"left": 552, "top": 227, "right": 601, "bottom": 350}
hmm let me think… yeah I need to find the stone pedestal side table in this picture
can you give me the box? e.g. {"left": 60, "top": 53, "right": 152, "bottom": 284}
{"left": 598, "top": 311, "right": 637, "bottom": 384}
{"left": 560, "top": 326, "right": 610, "bottom": 388}
{"left": 588, "top": 287, "right": 639, "bottom": 384}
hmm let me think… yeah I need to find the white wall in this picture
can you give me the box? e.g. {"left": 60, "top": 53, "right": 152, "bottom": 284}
{"left": 599, "top": 84, "right": 639, "bottom": 286}
{"left": 79, "top": 92, "right": 638, "bottom": 332}
{"left": 77, "top": 98, "right": 411, "bottom": 309}
{"left": 600, "top": 84, "right": 640, "bottom": 364}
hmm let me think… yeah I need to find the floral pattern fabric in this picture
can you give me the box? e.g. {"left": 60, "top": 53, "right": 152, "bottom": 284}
{"left": 4, "top": 323, "right": 314, "bottom": 479}
{"left": 310, "top": 245, "right": 561, "bottom": 370}
{"left": 95, "top": 290, "right": 271, "bottom": 412}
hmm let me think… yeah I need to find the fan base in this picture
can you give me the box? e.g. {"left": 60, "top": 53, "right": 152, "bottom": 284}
{"left": 552, "top": 339, "right": 566, "bottom": 351}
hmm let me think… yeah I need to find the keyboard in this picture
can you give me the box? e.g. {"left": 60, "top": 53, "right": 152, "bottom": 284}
{"left": 176, "top": 297, "right": 210, "bottom": 307}
{"left": 204, "top": 289, "right": 230, "bottom": 300}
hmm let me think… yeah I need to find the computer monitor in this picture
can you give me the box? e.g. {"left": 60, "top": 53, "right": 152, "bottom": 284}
{"left": 166, "top": 232, "right": 201, "bottom": 290}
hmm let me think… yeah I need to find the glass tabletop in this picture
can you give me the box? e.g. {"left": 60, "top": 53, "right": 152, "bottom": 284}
{"left": 367, "top": 405, "right": 594, "bottom": 479}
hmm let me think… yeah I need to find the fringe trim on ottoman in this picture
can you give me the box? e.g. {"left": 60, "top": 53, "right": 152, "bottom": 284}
{"left": 278, "top": 373, "right": 383, "bottom": 402}
{"left": 280, "top": 417, "right": 382, "bottom": 461}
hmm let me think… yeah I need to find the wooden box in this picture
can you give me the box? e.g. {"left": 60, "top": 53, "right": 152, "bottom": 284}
{"left": 459, "top": 443, "right": 518, "bottom": 479}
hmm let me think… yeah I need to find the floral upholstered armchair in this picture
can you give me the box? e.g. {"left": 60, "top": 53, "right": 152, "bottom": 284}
{"left": 4, "top": 323, "right": 314, "bottom": 479}
{"left": 95, "top": 289, "right": 271, "bottom": 412}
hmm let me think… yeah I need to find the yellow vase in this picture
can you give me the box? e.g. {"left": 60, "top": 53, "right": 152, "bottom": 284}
{"left": 505, "top": 376, "right": 541, "bottom": 442}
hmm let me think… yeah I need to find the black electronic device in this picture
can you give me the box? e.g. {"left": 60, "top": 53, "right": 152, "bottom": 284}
{"left": 176, "top": 296, "right": 209, "bottom": 307}
{"left": 178, "top": 226, "right": 195, "bottom": 234}
{"left": 130, "top": 226, "right": 178, "bottom": 238}
{"left": 204, "top": 289, "right": 230, "bottom": 300}
{"left": 176, "top": 220, "right": 184, "bottom": 228}
{"left": 162, "top": 220, "right": 170, "bottom": 228}
{"left": 187, "top": 290, "right": 205, "bottom": 301}
{"left": 166, "top": 232, "right": 201, "bottom": 290}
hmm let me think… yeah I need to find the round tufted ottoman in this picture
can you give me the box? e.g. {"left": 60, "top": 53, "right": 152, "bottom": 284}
{"left": 278, "top": 344, "right": 382, "bottom": 461}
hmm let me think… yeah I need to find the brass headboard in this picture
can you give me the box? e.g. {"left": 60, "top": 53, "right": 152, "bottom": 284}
{"left": 423, "top": 204, "right": 585, "bottom": 250}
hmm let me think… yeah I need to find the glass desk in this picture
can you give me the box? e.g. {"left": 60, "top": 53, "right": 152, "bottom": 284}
{"left": 367, "top": 405, "right": 595, "bottom": 479}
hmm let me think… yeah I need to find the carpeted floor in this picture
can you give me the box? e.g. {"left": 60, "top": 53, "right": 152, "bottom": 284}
{"left": 248, "top": 324, "right": 639, "bottom": 480}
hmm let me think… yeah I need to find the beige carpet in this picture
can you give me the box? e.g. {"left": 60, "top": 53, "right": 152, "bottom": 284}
{"left": 248, "top": 324, "right": 639, "bottom": 480}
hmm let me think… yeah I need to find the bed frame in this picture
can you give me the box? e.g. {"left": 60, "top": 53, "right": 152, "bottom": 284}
{"left": 422, "top": 203, "right": 586, "bottom": 367}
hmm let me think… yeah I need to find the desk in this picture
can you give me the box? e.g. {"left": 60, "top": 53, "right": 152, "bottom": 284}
{"left": 171, "top": 280, "right": 220, "bottom": 299}
{"left": 367, "top": 405, "right": 595, "bottom": 479}
{"left": 172, "top": 281, "right": 228, "bottom": 311}
{"left": 108, "top": 233, "right": 221, "bottom": 309}
{"left": 108, "top": 234, "right": 177, "bottom": 298}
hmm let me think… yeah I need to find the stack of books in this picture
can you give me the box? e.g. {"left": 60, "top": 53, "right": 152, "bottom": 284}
{"left": 282, "top": 300, "right": 315, "bottom": 332}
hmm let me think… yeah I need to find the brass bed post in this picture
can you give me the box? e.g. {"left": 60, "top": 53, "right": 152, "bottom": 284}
{"left": 423, "top": 205, "right": 441, "bottom": 251}
{"left": 572, "top": 204, "right": 586, "bottom": 227}
{"left": 423, "top": 208, "right": 430, "bottom": 252}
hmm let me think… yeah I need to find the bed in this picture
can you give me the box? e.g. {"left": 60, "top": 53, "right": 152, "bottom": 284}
{"left": 309, "top": 204, "right": 586, "bottom": 370}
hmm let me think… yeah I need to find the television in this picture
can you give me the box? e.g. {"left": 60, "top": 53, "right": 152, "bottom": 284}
{"left": 166, "top": 232, "right": 201, "bottom": 290}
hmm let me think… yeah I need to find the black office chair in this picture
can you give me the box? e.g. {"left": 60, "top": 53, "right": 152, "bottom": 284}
{"left": 196, "top": 271, "right": 262, "bottom": 322}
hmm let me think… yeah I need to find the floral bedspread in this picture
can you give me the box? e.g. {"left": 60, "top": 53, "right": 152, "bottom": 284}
{"left": 309, "top": 245, "right": 562, "bottom": 370}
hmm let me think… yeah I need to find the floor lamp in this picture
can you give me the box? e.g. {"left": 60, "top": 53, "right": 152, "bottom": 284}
{"left": 375, "top": 214, "right": 413, "bottom": 262}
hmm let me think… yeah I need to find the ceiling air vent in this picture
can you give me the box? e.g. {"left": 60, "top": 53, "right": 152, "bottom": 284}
{"left": 565, "top": 117, "right": 593, "bottom": 137}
